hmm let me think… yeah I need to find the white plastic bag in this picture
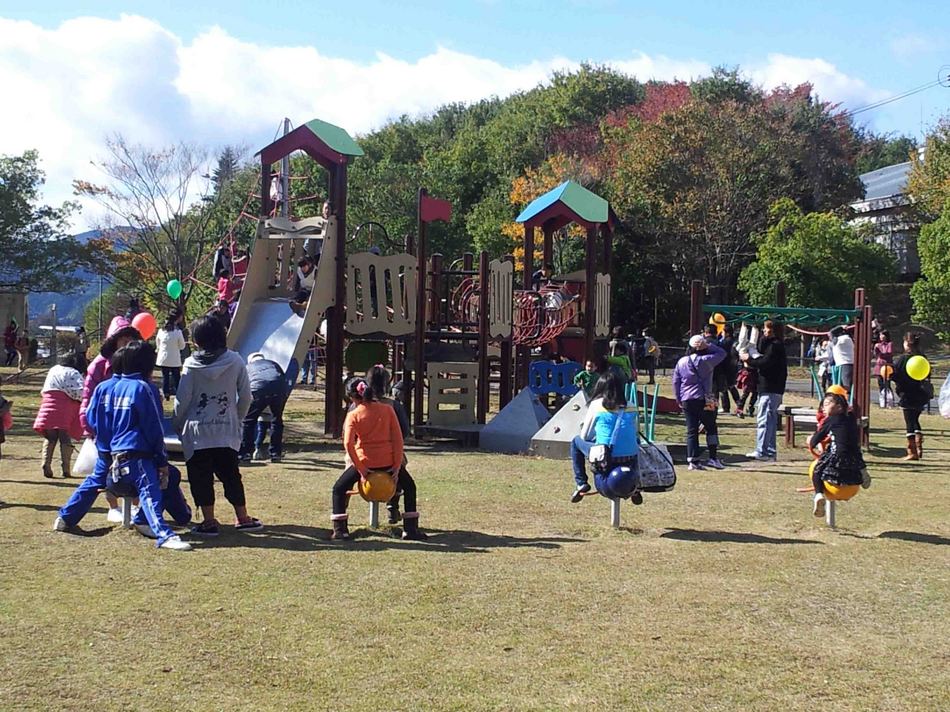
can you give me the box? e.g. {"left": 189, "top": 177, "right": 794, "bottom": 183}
{"left": 72, "top": 438, "right": 97, "bottom": 477}
{"left": 939, "top": 374, "right": 950, "bottom": 419}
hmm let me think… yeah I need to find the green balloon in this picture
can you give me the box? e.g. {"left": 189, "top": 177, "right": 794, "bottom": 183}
{"left": 167, "top": 279, "right": 183, "bottom": 300}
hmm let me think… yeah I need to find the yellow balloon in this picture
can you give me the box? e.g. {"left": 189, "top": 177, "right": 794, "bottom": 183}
{"left": 906, "top": 355, "right": 930, "bottom": 381}
{"left": 358, "top": 469, "right": 397, "bottom": 503}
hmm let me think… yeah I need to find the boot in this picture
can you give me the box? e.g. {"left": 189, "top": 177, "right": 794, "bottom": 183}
{"left": 387, "top": 502, "right": 402, "bottom": 524}
{"left": 902, "top": 437, "right": 919, "bottom": 461}
{"left": 401, "top": 513, "right": 428, "bottom": 541}
{"left": 915, "top": 433, "right": 924, "bottom": 460}
{"left": 41, "top": 437, "right": 54, "bottom": 478}
{"left": 330, "top": 516, "right": 350, "bottom": 540}
{"left": 60, "top": 440, "right": 73, "bottom": 478}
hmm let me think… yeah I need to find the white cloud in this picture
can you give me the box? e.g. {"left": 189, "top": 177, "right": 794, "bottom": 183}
{"left": 0, "top": 15, "right": 890, "bottom": 228}
{"left": 748, "top": 53, "right": 889, "bottom": 110}
{"left": 612, "top": 52, "right": 710, "bottom": 82}
{"left": 889, "top": 33, "right": 940, "bottom": 62}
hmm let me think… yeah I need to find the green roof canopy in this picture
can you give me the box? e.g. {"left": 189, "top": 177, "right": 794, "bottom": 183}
{"left": 257, "top": 117, "right": 363, "bottom": 169}
{"left": 302, "top": 118, "right": 364, "bottom": 158}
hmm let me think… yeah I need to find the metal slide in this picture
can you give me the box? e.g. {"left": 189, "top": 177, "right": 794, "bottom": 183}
{"left": 227, "top": 216, "right": 338, "bottom": 373}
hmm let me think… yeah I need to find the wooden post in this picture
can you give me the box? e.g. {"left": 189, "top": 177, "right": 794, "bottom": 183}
{"left": 516, "top": 224, "right": 535, "bottom": 392}
{"left": 688, "top": 280, "right": 704, "bottom": 336}
{"left": 853, "top": 288, "right": 872, "bottom": 448}
{"left": 430, "top": 254, "right": 443, "bottom": 335}
{"left": 542, "top": 225, "right": 553, "bottom": 274}
{"left": 602, "top": 224, "right": 612, "bottom": 275}
{"left": 585, "top": 225, "right": 597, "bottom": 361}
{"left": 325, "top": 163, "right": 348, "bottom": 437}
{"left": 500, "top": 341, "right": 513, "bottom": 409}
{"left": 775, "top": 282, "right": 786, "bottom": 308}
{"left": 413, "top": 189, "right": 428, "bottom": 431}
{"left": 477, "top": 251, "right": 490, "bottom": 424}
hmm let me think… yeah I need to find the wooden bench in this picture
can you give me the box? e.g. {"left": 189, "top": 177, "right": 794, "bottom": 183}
{"left": 781, "top": 406, "right": 870, "bottom": 450}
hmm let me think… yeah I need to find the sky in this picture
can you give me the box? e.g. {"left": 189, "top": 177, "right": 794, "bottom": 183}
{"left": 1, "top": 1, "right": 948, "bottom": 227}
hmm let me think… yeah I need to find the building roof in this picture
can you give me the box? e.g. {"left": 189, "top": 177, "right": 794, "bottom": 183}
{"left": 515, "top": 180, "right": 616, "bottom": 230}
{"left": 860, "top": 161, "right": 911, "bottom": 201}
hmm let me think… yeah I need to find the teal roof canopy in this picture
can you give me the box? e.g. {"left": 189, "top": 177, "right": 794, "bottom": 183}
{"left": 515, "top": 180, "right": 615, "bottom": 230}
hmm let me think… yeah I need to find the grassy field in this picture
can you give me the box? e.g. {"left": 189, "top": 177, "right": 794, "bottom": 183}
{"left": 0, "top": 367, "right": 948, "bottom": 711}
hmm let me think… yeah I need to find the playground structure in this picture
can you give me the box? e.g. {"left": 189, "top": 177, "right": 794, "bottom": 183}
{"left": 222, "top": 119, "right": 618, "bottom": 442}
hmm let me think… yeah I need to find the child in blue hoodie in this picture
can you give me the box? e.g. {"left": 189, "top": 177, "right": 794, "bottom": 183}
{"left": 54, "top": 341, "right": 191, "bottom": 551}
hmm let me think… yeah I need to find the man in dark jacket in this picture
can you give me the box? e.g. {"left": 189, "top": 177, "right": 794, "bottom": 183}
{"left": 239, "top": 353, "right": 290, "bottom": 463}
{"left": 740, "top": 319, "right": 787, "bottom": 461}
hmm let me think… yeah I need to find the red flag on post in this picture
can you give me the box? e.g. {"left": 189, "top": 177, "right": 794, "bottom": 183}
{"left": 420, "top": 194, "right": 452, "bottom": 223}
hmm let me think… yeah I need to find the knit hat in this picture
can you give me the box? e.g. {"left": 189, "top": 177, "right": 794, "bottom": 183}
{"left": 106, "top": 316, "right": 131, "bottom": 338}
{"left": 688, "top": 334, "right": 705, "bottom": 350}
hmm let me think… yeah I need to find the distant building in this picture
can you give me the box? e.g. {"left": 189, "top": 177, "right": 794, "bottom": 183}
{"left": 851, "top": 161, "right": 919, "bottom": 279}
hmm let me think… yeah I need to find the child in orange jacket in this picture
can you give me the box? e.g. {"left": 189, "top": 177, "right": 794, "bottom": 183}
{"left": 330, "top": 377, "right": 425, "bottom": 541}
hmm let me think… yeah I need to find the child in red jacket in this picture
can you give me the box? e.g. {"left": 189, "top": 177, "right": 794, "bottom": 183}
{"left": 32, "top": 353, "right": 85, "bottom": 478}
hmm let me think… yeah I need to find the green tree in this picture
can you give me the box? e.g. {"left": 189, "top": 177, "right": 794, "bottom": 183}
{"left": 0, "top": 150, "right": 96, "bottom": 293}
{"left": 909, "top": 203, "right": 950, "bottom": 339}
{"left": 738, "top": 198, "right": 895, "bottom": 307}
{"left": 854, "top": 130, "right": 916, "bottom": 174}
{"left": 211, "top": 145, "right": 243, "bottom": 194}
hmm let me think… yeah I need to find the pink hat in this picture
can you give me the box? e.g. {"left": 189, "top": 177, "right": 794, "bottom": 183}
{"left": 107, "top": 316, "right": 131, "bottom": 338}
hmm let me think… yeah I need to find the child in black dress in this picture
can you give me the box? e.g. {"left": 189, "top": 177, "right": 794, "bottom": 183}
{"left": 807, "top": 393, "right": 870, "bottom": 518}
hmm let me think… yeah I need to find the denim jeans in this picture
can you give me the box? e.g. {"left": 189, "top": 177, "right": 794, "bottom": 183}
{"left": 240, "top": 391, "right": 287, "bottom": 457}
{"left": 682, "top": 398, "right": 719, "bottom": 462}
{"left": 570, "top": 435, "right": 594, "bottom": 488}
{"left": 755, "top": 393, "right": 782, "bottom": 457}
{"left": 300, "top": 351, "right": 314, "bottom": 384}
{"left": 160, "top": 367, "right": 181, "bottom": 399}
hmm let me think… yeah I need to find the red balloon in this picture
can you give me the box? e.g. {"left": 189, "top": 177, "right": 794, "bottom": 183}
{"left": 132, "top": 312, "right": 157, "bottom": 340}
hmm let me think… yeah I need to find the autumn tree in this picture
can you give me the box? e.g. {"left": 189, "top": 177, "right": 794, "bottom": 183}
{"left": 74, "top": 136, "right": 225, "bottom": 313}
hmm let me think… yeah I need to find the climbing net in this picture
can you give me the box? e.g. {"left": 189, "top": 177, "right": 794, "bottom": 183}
{"left": 451, "top": 278, "right": 577, "bottom": 347}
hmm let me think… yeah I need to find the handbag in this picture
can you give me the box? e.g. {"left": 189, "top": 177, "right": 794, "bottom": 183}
{"left": 637, "top": 434, "right": 677, "bottom": 492}
{"left": 588, "top": 410, "right": 626, "bottom": 471}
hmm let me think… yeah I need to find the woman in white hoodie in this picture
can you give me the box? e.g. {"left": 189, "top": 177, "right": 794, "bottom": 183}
{"left": 156, "top": 311, "right": 186, "bottom": 400}
{"left": 173, "top": 316, "right": 262, "bottom": 536}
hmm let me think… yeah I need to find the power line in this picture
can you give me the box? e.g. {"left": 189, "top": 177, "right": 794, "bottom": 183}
{"left": 844, "top": 66, "right": 950, "bottom": 118}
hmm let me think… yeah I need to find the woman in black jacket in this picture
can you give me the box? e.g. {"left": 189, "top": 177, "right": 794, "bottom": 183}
{"left": 891, "top": 332, "right": 931, "bottom": 461}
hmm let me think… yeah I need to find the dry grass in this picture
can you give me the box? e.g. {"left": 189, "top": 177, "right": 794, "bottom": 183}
{"left": 0, "top": 368, "right": 948, "bottom": 711}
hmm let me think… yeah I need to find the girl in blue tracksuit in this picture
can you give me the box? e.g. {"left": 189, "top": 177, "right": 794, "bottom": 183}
{"left": 55, "top": 341, "right": 191, "bottom": 551}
